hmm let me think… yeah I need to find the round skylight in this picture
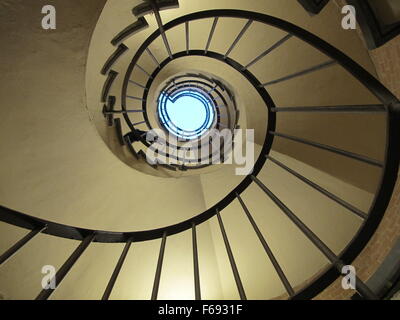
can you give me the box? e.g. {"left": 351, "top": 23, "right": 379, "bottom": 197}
{"left": 157, "top": 89, "right": 215, "bottom": 140}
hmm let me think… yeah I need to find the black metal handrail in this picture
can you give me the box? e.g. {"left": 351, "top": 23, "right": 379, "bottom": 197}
{"left": 122, "top": 48, "right": 272, "bottom": 169}
{"left": 122, "top": 70, "right": 238, "bottom": 169}
{"left": 130, "top": 72, "right": 238, "bottom": 169}
{"left": 1, "top": 8, "right": 399, "bottom": 301}
{"left": 137, "top": 76, "right": 236, "bottom": 166}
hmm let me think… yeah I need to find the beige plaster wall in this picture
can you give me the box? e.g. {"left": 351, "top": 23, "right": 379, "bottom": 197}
{"left": 0, "top": 0, "right": 209, "bottom": 233}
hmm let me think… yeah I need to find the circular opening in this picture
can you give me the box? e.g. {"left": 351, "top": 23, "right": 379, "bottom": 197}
{"left": 158, "top": 89, "right": 215, "bottom": 140}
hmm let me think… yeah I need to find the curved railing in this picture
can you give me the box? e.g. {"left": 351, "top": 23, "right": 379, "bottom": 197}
{"left": 1, "top": 5, "right": 399, "bottom": 301}
{"left": 137, "top": 73, "right": 238, "bottom": 169}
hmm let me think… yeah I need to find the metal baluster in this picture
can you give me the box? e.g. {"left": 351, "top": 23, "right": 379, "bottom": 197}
{"left": 127, "top": 95, "right": 146, "bottom": 101}
{"left": 136, "top": 64, "right": 153, "bottom": 78}
{"left": 104, "top": 110, "right": 144, "bottom": 114}
{"left": 151, "top": 232, "right": 167, "bottom": 300}
{"left": 266, "top": 155, "right": 368, "bottom": 219}
{"left": 192, "top": 223, "right": 201, "bottom": 300}
{"left": 146, "top": 48, "right": 161, "bottom": 68}
{"left": 243, "top": 34, "right": 292, "bottom": 70}
{"left": 251, "top": 176, "right": 377, "bottom": 300}
{"left": 236, "top": 193, "right": 295, "bottom": 297}
{"left": 102, "top": 239, "right": 133, "bottom": 300}
{"left": 149, "top": 0, "right": 173, "bottom": 59}
{"left": 185, "top": 21, "right": 189, "bottom": 54}
{"left": 224, "top": 20, "right": 253, "bottom": 59}
{"left": 216, "top": 209, "right": 246, "bottom": 300}
{"left": 205, "top": 18, "right": 218, "bottom": 54}
{"left": 36, "top": 233, "right": 95, "bottom": 300}
{"left": 128, "top": 79, "right": 147, "bottom": 90}
{"left": 261, "top": 60, "right": 336, "bottom": 87}
{"left": 270, "top": 131, "right": 383, "bottom": 167}
{"left": 272, "top": 104, "right": 386, "bottom": 113}
{"left": 0, "top": 226, "right": 47, "bottom": 266}
{"left": 132, "top": 121, "right": 146, "bottom": 126}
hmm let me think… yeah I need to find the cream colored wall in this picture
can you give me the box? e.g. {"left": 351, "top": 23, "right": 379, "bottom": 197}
{"left": 0, "top": 0, "right": 210, "bottom": 232}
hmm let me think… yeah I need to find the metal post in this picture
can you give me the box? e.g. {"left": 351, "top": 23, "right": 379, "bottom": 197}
{"left": 270, "top": 131, "right": 383, "bottom": 167}
{"left": 151, "top": 232, "right": 167, "bottom": 300}
{"left": 128, "top": 79, "right": 147, "bottom": 90}
{"left": 104, "top": 110, "right": 144, "bottom": 114}
{"left": 132, "top": 121, "right": 146, "bottom": 126}
{"left": 272, "top": 104, "right": 385, "bottom": 113}
{"left": 0, "top": 226, "right": 47, "bottom": 266}
{"left": 224, "top": 20, "right": 253, "bottom": 59}
{"left": 205, "top": 18, "right": 218, "bottom": 54}
{"left": 261, "top": 60, "right": 336, "bottom": 86}
{"left": 136, "top": 64, "right": 153, "bottom": 78}
{"left": 236, "top": 193, "right": 295, "bottom": 297}
{"left": 102, "top": 239, "right": 133, "bottom": 300}
{"left": 216, "top": 209, "right": 246, "bottom": 300}
{"left": 251, "top": 175, "right": 378, "bottom": 299}
{"left": 185, "top": 21, "right": 189, "bottom": 54}
{"left": 127, "top": 95, "right": 145, "bottom": 101}
{"left": 36, "top": 233, "right": 95, "bottom": 300}
{"left": 243, "top": 33, "right": 292, "bottom": 70}
{"left": 149, "top": 0, "right": 173, "bottom": 59}
{"left": 146, "top": 48, "right": 161, "bottom": 68}
{"left": 192, "top": 223, "right": 201, "bottom": 300}
{"left": 266, "top": 155, "right": 368, "bottom": 219}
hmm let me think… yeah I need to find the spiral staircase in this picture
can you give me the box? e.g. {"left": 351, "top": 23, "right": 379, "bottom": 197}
{"left": 0, "top": 0, "right": 399, "bottom": 300}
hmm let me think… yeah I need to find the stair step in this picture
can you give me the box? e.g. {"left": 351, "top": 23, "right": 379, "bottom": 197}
{"left": 138, "top": 150, "right": 158, "bottom": 169}
{"left": 111, "top": 17, "right": 149, "bottom": 46}
{"left": 101, "top": 44, "right": 128, "bottom": 75}
{"left": 102, "top": 96, "right": 116, "bottom": 126}
{"left": 101, "top": 70, "right": 118, "bottom": 103}
{"left": 124, "top": 136, "right": 139, "bottom": 160}
{"left": 132, "top": 0, "right": 179, "bottom": 18}
{"left": 114, "top": 118, "right": 125, "bottom": 146}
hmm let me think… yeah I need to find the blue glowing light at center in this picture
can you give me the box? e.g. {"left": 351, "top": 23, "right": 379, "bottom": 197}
{"left": 158, "top": 90, "right": 215, "bottom": 140}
